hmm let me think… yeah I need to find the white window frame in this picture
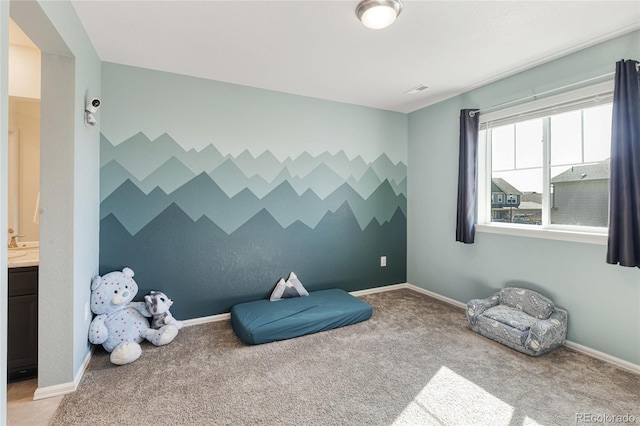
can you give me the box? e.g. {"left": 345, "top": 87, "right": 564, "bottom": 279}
{"left": 476, "top": 81, "right": 614, "bottom": 245}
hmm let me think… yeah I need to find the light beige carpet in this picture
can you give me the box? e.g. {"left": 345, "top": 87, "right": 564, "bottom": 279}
{"left": 50, "top": 289, "right": 639, "bottom": 425}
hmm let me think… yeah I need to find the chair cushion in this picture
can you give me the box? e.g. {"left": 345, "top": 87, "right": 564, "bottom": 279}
{"left": 499, "top": 288, "right": 555, "bottom": 319}
{"left": 481, "top": 305, "right": 537, "bottom": 332}
{"left": 475, "top": 314, "right": 530, "bottom": 346}
{"left": 476, "top": 308, "right": 529, "bottom": 347}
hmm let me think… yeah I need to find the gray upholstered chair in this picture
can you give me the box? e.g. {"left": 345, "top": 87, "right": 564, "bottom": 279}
{"left": 466, "top": 287, "right": 567, "bottom": 356}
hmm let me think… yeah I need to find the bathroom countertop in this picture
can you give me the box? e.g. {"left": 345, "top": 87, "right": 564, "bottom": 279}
{"left": 7, "top": 242, "right": 39, "bottom": 268}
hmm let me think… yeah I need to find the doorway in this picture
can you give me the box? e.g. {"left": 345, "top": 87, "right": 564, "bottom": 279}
{"left": 2, "top": 2, "right": 100, "bottom": 423}
{"left": 6, "top": 18, "right": 41, "bottom": 384}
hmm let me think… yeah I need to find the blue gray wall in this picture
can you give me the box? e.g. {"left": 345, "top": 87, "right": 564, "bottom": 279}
{"left": 408, "top": 30, "right": 640, "bottom": 366}
{"left": 100, "top": 63, "right": 407, "bottom": 319}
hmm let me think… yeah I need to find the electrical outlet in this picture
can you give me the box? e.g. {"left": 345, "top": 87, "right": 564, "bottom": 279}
{"left": 381, "top": 256, "right": 387, "bottom": 267}
{"left": 84, "top": 302, "right": 91, "bottom": 321}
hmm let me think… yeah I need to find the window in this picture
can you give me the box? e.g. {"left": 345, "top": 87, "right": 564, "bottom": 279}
{"left": 478, "top": 81, "right": 614, "bottom": 240}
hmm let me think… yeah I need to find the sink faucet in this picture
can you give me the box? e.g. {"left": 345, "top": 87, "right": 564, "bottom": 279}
{"left": 7, "top": 228, "right": 24, "bottom": 248}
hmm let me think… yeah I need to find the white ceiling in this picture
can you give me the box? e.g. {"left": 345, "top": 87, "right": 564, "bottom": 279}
{"left": 71, "top": 1, "right": 640, "bottom": 113}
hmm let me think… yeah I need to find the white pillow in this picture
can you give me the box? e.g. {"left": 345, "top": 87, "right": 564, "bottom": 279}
{"left": 269, "top": 272, "right": 309, "bottom": 301}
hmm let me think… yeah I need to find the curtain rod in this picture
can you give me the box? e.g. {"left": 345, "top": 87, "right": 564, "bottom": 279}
{"left": 469, "top": 71, "right": 616, "bottom": 117}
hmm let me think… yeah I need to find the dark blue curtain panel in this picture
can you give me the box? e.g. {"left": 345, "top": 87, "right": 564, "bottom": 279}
{"left": 607, "top": 59, "right": 640, "bottom": 268}
{"left": 456, "top": 109, "right": 480, "bottom": 244}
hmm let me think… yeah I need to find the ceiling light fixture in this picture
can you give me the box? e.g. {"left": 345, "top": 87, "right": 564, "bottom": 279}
{"left": 356, "top": 0, "right": 403, "bottom": 30}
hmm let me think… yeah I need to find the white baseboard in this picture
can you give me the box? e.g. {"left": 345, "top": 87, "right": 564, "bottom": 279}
{"left": 405, "top": 282, "right": 640, "bottom": 376}
{"left": 351, "top": 282, "right": 466, "bottom": 311}
{"left": 404, "top": 283, "right": 467, "bottom": 309}
{"left": 33, "top": 381, "right": 75, "bottom": 401}
{"left": 183, "top": 312, "right": 230, "bottom": 327}
{"left": 350, "top": 283, "right": 408, "bottom": 297}
{"left": 74, "top": 347, "right": 94, "bottom": 389}
{"left": 564, "top": 340, "right": 640, "bottom": 375}
{"left": 33, "top": 347, "right": 94, "bottom": 401}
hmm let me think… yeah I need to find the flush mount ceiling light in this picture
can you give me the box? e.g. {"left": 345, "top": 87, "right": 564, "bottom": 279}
{"left": 356, "top": 0, "right": 403, "bottom": 30}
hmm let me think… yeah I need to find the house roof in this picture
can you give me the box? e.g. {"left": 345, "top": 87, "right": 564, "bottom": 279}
{"left": 492, "top": 178, "right": 522, "bottom": 195}
{"left": 551, "top": 161, "right": 610, "bottom": 183}
{"left": 521, "top": 192, "right": 542, "bottom": 203}
{"left": 517, "top": 201, "right": 543, "bottom": 210}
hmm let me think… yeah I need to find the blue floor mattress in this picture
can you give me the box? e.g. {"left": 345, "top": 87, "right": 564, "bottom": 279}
{"left": 230, "top": 288, "right": 373, "bottom": 345}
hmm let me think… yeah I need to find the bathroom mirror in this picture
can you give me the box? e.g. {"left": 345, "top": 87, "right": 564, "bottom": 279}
{"left": 8, "top": 97, "right": 40, "bottom": 243}
{"left": 8, "top": 18, "right": 41, "bottom": 245}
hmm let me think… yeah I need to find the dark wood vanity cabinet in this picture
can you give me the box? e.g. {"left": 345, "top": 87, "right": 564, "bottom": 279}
{"left": 7, "top": 266, "right": 38, "bottom": 382}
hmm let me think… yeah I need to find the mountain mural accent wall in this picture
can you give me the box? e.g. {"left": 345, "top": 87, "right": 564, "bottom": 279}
{"left": 100, "top": 132, "right": 407, "bottom": 319}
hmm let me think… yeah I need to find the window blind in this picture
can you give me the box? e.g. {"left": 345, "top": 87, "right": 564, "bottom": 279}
{"left": 479, "top": 80, "right": 614, "bottom": 130}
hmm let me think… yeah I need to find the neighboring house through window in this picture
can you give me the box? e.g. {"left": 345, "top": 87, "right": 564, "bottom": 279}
{"left": 551, "top": 161, "right": 610, "bottom": 227}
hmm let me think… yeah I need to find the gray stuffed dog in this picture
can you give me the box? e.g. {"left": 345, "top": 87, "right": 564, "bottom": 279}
{"left": 144, "top": 291, "right": 184, "bottom": 330}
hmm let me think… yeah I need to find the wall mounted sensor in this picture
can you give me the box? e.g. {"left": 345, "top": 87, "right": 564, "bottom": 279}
{"left": 85, "top": 97, "right": 101, "bottom": 126}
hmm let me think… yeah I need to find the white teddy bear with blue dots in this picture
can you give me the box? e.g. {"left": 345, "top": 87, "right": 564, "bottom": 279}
{"left": 88, "top": 267, "right": 179, "bottom": 365}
